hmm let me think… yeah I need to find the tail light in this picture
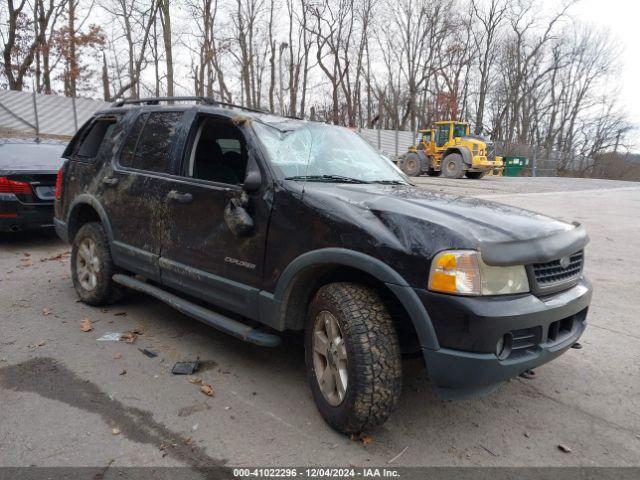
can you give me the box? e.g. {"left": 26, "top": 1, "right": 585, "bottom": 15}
{"left": 0, "top": 176, "right": 31, "bottom": 194}
{"left": 55, "top": 167, "right": 63, "bottom": 200}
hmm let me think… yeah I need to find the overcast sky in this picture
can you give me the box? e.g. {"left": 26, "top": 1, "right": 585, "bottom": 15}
{"left": 573, "top": 0, "right": 639, "bottom": 150}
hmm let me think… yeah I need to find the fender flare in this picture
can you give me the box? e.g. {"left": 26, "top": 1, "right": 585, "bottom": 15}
{"left": 443, "top": 147, "right": 472, "bottom": 167}
{"left": 268, "top": 248, "right": 440, "bottom": 350}
{"left": 66, "top": 194, "right": 114, "bottom": 246}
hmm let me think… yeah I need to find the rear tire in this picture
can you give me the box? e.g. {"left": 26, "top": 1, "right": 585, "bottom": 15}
{"left": 443, "top": 153, "right": 465, "bottom": 179}
{"left": 465, "top": 171, "right": 485, "bottom": 179}
{"left": 71, "top": 222, "right": 123, "bottom": 306}
{"left": 401, "top": 153, "right": 421, "bottom": 176}
{"left": 305, "top": 283, "right": 402, "bottom": 434}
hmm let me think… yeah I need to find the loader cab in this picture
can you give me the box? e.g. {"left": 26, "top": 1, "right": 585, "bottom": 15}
{"left": 416, "top": 129, "right": 433, "bottom": 150}
{"left": 435, "top": 121, "right": 471, "bottom": 148}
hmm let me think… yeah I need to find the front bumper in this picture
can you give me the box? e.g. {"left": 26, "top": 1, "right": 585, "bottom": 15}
{"left": 419, "top": 278, "right": 591, "bottom": 399}
{"left": 0, "top": 194, "right": 55, "bottom": 232}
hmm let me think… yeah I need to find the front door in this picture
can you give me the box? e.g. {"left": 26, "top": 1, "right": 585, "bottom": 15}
{"left": 159, "top": 115, "right": 271, "bottom": 321}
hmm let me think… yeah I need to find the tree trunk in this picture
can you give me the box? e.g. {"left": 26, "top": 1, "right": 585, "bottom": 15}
{"left": 160, "top": 0, "right": 173, "bottom": 97}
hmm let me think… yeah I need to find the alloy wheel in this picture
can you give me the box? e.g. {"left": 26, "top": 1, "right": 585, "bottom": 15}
{"left": 76, "top": 237, "right": 100, "bottom": 291}
{"left": 312, "top": 310, "right": 348, "bottom": 406}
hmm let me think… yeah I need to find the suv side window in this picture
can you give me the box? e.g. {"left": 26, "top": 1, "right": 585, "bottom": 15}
{"left": 119, "top": 111, "right": 183, "bottom": 173}
{"left": 72, "top": 116, "right": 119, "bottom": 161}
{"left": 186, "top": 117, "right": 248, "bottom": 185}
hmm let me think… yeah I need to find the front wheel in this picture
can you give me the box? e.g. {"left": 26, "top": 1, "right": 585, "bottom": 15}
{"left": 443, "top": 153, "right": 465, "bottom": 178}
{"left": 305, "top": 283, "right": 402, "bottom": 434}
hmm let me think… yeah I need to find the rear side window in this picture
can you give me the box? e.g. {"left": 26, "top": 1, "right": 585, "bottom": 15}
{"left": 119, "top": 111, "right": 183, "bottom": 173}
{"left": 72, "top": 117, "right": 119, "bottom": 160}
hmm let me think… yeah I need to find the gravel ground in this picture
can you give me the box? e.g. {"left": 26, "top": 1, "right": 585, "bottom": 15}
{"left": 1, "top": 176, "right": 639, "bottom": 469}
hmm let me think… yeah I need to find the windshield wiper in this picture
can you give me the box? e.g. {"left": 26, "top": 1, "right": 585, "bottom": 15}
{"left": 369, "top": 180, "right": 406, "bottom": 185}
{"left": 284, "top": 174, "right": 371, "bottom": 184}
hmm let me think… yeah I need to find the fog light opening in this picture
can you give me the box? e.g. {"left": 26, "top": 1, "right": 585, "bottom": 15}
{"left": 496, "top": 333, "right": 513, "bottom": 360}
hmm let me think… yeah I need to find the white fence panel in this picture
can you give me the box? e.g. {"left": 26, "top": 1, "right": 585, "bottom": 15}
{"left": 358, "top": 128, "right": 415, "bottom": 158}
{"left": 0, "top": 90, "right": 110, "bottom": 137}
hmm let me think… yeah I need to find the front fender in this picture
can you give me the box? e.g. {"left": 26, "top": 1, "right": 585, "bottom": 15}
{"left": 260, "top": 248, "right": 440, "bottom": 350}
{"left": 444, "top": 147, "right": 472, "bottom": 166}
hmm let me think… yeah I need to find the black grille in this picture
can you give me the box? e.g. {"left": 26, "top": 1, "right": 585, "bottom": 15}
{"left": 546, "top": 316, "right": 575, "bottom": 343}
{"left": 532, "top": 251, "right": 583, "bottom": 290}
{"left": 509, "top": 326, "right": 541, "bottom": 359}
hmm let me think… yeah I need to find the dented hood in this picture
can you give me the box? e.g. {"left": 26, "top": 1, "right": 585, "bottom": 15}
{"left": 301, "top": 183, "right": 588, "bottom": 265}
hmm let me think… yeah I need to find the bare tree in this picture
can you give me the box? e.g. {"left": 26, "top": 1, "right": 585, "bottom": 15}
{"left": 471, "top": 0, "right": 507, "bottom": 134}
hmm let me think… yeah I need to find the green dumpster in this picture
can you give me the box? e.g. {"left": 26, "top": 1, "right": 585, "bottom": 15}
{"left": 503, "top": 156, "right": 529, "bottom": 176}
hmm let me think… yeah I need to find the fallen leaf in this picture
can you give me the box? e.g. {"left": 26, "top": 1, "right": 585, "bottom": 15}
{"left": 111, "top": 428, "right": 121, "bottom": 435}
{"left": 558, "top": 444, "right": 572, "bottom": 453}
{"left": 80, "top": 318, "right": 93, "bottom": 332}
{"left": 200, "top": 383, "right": 214, "bottom": 397}
{"left": 120, "top": 331, "right": 137, "bottom": 343}
{"left": 350, "top": 434, "right": 372, "bottom": 445}
{"left": 42, "top": 308, "right": 51, "bottom": 316}
{"left": 184, "top": 437, "right": 193, "bottom": 445}
{"left": 188, "top": 377, "right": 203, "bottom": 385}
{"left": 113, "top": 353, "right": 122, "bottom": 359}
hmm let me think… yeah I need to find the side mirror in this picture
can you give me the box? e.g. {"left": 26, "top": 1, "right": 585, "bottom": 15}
{"left": 243, "top": 170, "right": 262, "bottom": 192}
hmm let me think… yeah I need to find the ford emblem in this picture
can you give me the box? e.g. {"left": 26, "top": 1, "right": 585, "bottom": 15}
{"left": 559, "top": 256, "right": 571, "bottom": 269}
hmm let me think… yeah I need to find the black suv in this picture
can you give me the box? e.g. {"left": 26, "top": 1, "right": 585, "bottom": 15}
{"left": 54, "top": 97, "right": 591, "bottom": 434}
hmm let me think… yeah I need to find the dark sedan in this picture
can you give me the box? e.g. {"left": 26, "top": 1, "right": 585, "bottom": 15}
{"left": 0, "top": 140, "right": 66, "bottom": 232}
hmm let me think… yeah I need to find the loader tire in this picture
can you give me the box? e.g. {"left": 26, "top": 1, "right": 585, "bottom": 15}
{"left": 401, "top": 153, "right": 421, "bottom": 176}
{"left": 443, "top": 153, "right": 465, "bottom": 179}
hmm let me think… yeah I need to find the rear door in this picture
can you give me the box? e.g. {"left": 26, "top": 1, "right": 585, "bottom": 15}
{"left": 158, "top": 114, "right": 272, "bottom": 322}
{"left": 105, "top": 110, "right": 187, "bottom": 281}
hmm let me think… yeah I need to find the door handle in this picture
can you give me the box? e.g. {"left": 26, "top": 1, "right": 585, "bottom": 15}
{"left": 102, "top": 177, "right": 119, "bottom": 186}
{"left": 167, "top": 190, "right": 193, "bottom": 204}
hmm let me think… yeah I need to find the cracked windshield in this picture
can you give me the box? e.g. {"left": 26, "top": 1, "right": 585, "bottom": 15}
{"left": 253, "top": 122, "right": 408, "bottom": 184}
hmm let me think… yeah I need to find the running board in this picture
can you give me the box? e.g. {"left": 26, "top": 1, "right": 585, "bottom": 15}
{"left": 112, "top": 274, "right": 281, "bottom": 347}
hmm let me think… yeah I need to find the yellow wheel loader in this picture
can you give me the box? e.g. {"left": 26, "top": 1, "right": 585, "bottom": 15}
{"left": 399, "top": 121, "right": 500, "bottom": 179}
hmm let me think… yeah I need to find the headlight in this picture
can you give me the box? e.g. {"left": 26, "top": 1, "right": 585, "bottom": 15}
{"left": 428, "top": 250, "right": 529, "bottom": 296}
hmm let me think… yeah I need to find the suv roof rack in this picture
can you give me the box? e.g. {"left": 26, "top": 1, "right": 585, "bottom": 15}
{"left": 110, "top": 96, "right": 270, "bottom": 115}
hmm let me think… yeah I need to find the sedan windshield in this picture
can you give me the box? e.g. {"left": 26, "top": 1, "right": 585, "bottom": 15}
{"left": 253, "top": 122, "right": 408, "bottom": 184}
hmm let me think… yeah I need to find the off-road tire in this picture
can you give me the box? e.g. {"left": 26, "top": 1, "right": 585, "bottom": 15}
{"left": 465, "top": 171, "right": 485, "bottom": 179}
{"left": 71, "top": 222, "right": 123, "bottom": 306}
{"left": 401, "top": 153, "right": 421, "bottom": 176}
{"left": 427, "top": 167, "right": 441, "bottom": 177}
{"left": 443, "top": 153, "right": 465, "bottom": 179}
{"left": 305, "top": 282, "right": 402, "bottom": 434}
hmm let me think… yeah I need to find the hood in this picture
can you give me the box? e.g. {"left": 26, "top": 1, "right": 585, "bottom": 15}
{"left": 301, "top": 183, "right": 587, "bottom": 266}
